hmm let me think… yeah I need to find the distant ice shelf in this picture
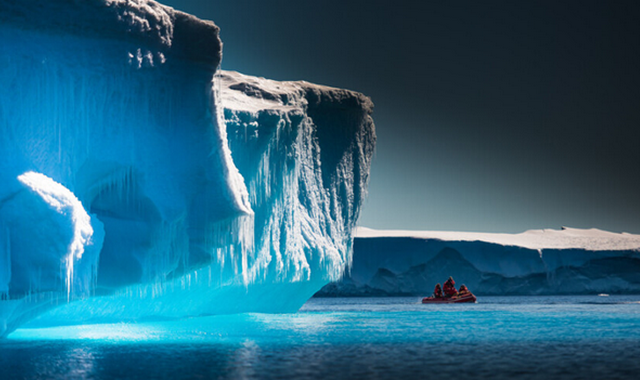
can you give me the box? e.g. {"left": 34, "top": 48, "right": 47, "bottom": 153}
{"left": 316, "top": 227, "right": 640, "bottom": 297}
{"left": 0, "top": 0, "right": 375, "bottom": 337}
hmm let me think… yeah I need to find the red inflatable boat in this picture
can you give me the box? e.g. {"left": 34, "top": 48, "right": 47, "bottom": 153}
{"left": 422, "top": 292, "right": 477, "bottom": 304}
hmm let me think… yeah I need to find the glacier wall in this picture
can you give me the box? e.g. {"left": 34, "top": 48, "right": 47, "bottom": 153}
{"left": 317, "top": 228, "right": 640, "bottom": 297}
{"left": 0, "top": 0, "right": 375, "bottom": 337}
{"left": 221, "top": 71, "right": 375, "bottom": 286}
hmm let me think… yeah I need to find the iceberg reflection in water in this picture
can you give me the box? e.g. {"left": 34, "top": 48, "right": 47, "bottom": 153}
{"left": 4, "top": 296, "right": 640, "bottom": 380}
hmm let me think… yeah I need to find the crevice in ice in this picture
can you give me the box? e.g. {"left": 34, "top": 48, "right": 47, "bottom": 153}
{"left": 86, "top": 166, "right": 193, "bottom": 294}
{"left": 212, "top": 70, "right": 253, "bottom": 217}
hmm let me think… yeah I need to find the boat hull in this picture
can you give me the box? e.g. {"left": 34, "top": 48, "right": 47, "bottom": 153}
{"left": 422, "top": 293, "right": 477, "bottom": 304}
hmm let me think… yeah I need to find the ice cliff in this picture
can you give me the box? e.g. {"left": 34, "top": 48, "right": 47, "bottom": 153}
{"left": 316, "top": 227, "right": 640, "bottom": 297}
{"left": 0, "top": 0, "right": 375, "bottom": 337}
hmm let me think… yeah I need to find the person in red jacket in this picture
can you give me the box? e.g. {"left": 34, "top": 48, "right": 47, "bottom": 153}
{"left": 433, "top": 283, "right": 443, "bottom": 298}
{"left": 443, "top": 276, "right": 458, "bottom": 298}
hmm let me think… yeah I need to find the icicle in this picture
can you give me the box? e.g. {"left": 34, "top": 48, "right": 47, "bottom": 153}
{"left": 0, "top": 226, "right": 10, "bottom": 300}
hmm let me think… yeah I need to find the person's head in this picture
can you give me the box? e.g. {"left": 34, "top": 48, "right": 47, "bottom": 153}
{"left": 435, "top": 283, "right": 441, "bottom": 288}
{"left": 460, "top": 285, "right": 467, "bottom": 291}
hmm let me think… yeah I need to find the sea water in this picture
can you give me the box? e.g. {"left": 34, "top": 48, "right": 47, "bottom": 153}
{"left": 2, "top": 296, "right": 640, "bottom": 379}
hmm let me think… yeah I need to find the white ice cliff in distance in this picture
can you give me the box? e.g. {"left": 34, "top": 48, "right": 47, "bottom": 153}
{"left": 0, "top": 0, "right": 375, "bottom": 337}
{"left": 316, "top": 227, "right": 640, "bottom": 297}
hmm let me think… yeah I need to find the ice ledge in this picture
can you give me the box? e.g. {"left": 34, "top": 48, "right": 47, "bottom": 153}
{"left": 218, "top": 70, "right": 374, "bottom": 114}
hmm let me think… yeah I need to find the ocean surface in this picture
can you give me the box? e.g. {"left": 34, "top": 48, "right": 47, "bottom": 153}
{"left": 2, "top": 295, "right": 640, "bottom": 379}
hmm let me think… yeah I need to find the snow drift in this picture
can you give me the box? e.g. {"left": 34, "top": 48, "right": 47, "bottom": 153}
{"left": 316, "top": 227, "right": 640, "bottom": 297}
{"left": 0, "top": 0, "right": 375, "bottom": 337}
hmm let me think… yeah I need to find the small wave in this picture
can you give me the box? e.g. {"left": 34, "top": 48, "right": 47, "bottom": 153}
{"left": 577, "top": 301, "right": 640, "bottom": 305}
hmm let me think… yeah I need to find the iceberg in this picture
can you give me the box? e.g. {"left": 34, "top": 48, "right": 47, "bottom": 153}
{"left": 316, "top": 227, "right": 640, "bottom": 297}
{"left": 0, "top": 0, "right": 375, "bottom": 337}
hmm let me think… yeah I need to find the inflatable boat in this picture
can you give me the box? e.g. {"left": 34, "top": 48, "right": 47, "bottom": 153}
{"left": 422, "top": 292, "right": 477, "bottom": 304}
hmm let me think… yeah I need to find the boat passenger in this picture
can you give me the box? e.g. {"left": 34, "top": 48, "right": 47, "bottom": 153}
{"left": 443, "top": 276, "right": 458, "bottom": 297}
{"left": 458, "top": 284, "right": 469, "bottom": 296}
{"left": 433, "top": 283, "right": 443, "bottom": 298}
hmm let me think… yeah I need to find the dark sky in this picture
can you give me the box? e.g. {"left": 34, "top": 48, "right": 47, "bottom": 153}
{"left": 163, "top": 0, "right": 640, "bottom": 234}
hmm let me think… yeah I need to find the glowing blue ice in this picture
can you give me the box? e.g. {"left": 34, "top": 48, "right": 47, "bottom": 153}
{"left": 0, "top": 0, "right": 375, "bottom": 337}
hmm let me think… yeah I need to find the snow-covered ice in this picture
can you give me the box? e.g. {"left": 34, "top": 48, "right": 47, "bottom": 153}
{"left": 317, "top": 227, "right": 640, "bottom": 297}
{"left": 0, "top": 0, "right": 375, "bottom": 337}
{"left": 355, "top": 226, "right": 640, "bottom": 251}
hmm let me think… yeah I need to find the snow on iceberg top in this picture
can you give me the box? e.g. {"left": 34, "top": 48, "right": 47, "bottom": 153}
{"left": 0, "top": 0, "right": 221, "bottom": 69}
{"left": 218, "top": 70, "right": 374, "bottom": 114}
{"left": 355, "top": 226, "right": 640, "bottom": 251}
